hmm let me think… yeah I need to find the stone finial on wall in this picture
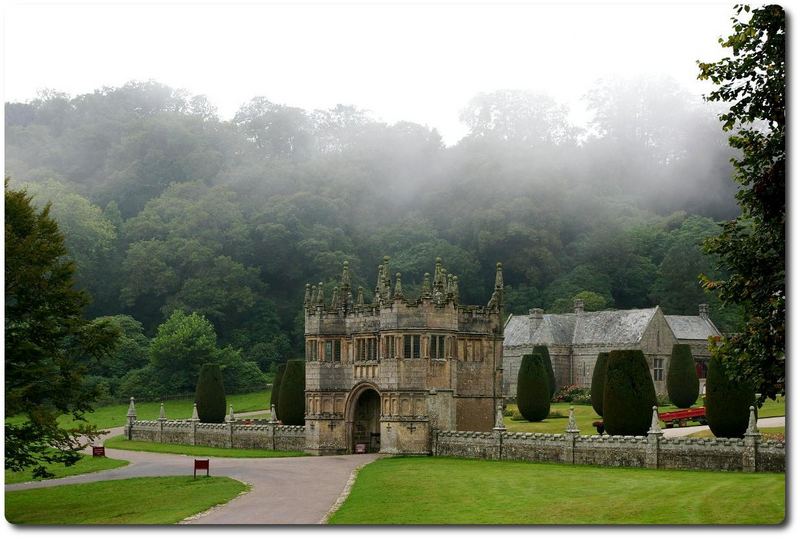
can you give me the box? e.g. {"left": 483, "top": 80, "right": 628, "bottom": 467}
{"left": 226, "top": 405, "right": 236, "bottom": 423}
{"left": 127, "top": 397, "right": 137, "bottom": 422}
{"left": 647, "top": 406, "right": 662, "bottom": 435}
{"left": 158, "top": 402, "right": 166, "bottom": 421}
{"left": 745, "top": 406, "right": 759, "bottom": 435}
{"left": 270, "top": 404, "right": 277, "bottom": 423}
{"left": 316, "top": 282, "right": 325, "bottom": 307}
{"left": 493, "top": 403, "right": 507, "bottom": 431}
{"left": 421, "top": 272, "right": 431, "bottom": 299}
{"left": 189, "top": 402, "right": 199, "bottom": 422}
{"left": 566, "top": 406, "right": 579, "bottom": 433}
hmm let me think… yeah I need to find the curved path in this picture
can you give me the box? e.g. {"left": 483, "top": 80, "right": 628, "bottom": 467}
{"left": 6, "top": 425, "right": 379, "bottom": 524}
{"left": 662, "top": 415, "right": 785, "bottom": 438}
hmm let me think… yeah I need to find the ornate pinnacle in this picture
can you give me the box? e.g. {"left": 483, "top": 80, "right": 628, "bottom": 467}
{"left": 341, "top": 260, "right": 351, "bottom": 287}
{"left": 316, "top": 282, "right": 325, "bottom": 306}
{"left": 356, "top": 286, "right": 365, "bottom": 306}
{"left": 421, "top": 272, "right": 431, "bottom": 298}
{"left": 452, "top": 276, "right": 460, "bottom": 304}
{"left": 382, "top": 257, "right": 392, "bottom": 299}
{"left": 493, "top": 262, "right": 504, "bottom": 307}
{"left": 330, "top": 285, "right": 340, "bottom": 309}
{"left": 393, "top": 272, "right": 404, "bottom": 300}
{"left": 304, "top": 283, "right": 311, "bottom": 307}
{"left": 648, "top": 406, "right": 663, "bottom": 435}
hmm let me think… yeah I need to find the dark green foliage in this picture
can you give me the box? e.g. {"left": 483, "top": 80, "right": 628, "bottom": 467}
{"left": 705, "top": 355, "right": 755, "bottom": 438}
{"left": 516, "top": 354, "right": 551, "bottom": 422}
{"left": 532, "top": 345, "right": 556, "bottom": 399}
{"left": 271, "top": 363, "right": 287, "bottom": 420}
{"left": 698, "top": 5, "right": 785, "bottom": 402}
{"left": 590, "top": 352, "right": 609, "bottom": 416}
{"left": 277, "top": 360, "right": 306, "bottom": 426}
{"left": 195, "top": 364, "right": 227, "bottom": 423}
{"left": 602, "top": 350, "right": 657, "bottom": 436}
{"left": 667, "top": 344, "right": 699, "bottom": 408}
{"left": 5, "top": 180, "right": 120, "bottom": 478}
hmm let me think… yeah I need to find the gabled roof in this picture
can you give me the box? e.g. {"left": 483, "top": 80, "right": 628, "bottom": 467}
{"left": 504, "top": 313, "right": 575, "bottom": 347}
{"left": 665, "top": 315, "right": 722, "bottom": 340}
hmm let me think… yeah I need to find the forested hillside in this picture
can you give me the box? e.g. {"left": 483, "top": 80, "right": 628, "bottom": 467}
{"left": 5, "top": 79, "right": 743, "bottom": 397}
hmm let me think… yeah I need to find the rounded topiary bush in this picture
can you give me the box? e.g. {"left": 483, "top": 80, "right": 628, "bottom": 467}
{"left": 516, "top": 353, "right": 551, "bottom": 422}
{"left": 532, "top": 345, "right": 556, "bottom": 399}
{"left": 667, "top": 344, "right": 700, "bottom": 409}
{"left": 705, "top": 355, "right": 754, "bottom": 438}
{"left": 590, "top": 352, "right": 609, "bottom": 417}
{"left": 602, "top": 350, "right": 657, "bottom": 436}
{"left": 277, "top": 359, "right": 306, "bottom": 426}
{"left": 271, "top": 362, "right": 286, "bottom": 420}
{"left": 195, "top": 363, "right": 227, "bottom": 423}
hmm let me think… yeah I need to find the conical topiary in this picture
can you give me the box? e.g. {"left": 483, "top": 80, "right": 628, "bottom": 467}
{"left": 602, "top": 350, "right": 657, "bottom": 436}
{"left": 705, "top": 355, "right": 755, "bottom": 438}
{"left": 516, "top": 353, "right": 551, "bottom": 422}
{"left": 195, "top": 363, "right": 226, "bottom": 423}
{"left": 277, "top": 359, "right": 306, "bottom": 426}
{"left": 532, "top": 345, "right": 556, "bottom": 399}
{"left": 590, "top": 352, "right": 609, "bottom": 416}
{"left": 271, "top": 363, "right": 286, "bottom": 421}
{"left": 667, "top": 344, "right": 700, "bottom": 409}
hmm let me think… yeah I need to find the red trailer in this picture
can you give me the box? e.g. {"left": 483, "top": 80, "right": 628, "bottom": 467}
{"left": 658, "top": 407, "right": 707, "bottom": 428}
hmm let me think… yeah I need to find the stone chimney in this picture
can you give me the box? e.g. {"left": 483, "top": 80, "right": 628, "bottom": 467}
{"left": 699, "top": 303, "right": 709, "bottom": 319}
{"left": 574, "top": 298, "right": 585, "bottom": 314}
{"left": 529, "top": 308, "right": 544, "bottom": 342}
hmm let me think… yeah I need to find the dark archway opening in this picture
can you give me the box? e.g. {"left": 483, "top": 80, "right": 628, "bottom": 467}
{"left": 352, "top": 389, "right": 381, "bottom": 453}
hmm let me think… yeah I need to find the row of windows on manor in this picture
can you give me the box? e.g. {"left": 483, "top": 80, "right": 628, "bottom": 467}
{"left": 576, "top": 357, "right": 670, "bottom": 383}
{"left": 306, "top": 334, "right": 490, "bottom": 362}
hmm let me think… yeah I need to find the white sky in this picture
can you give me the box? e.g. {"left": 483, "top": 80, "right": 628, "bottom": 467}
{"left": 2, "top": 0, "right": 738, "bottom": 145}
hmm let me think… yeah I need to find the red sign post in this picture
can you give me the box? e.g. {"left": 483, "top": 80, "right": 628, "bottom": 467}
{"left": 194, "top": 459, "right": 210, "bottom": 478}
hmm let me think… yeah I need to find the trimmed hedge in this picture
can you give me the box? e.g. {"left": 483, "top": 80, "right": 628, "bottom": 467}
{"left": 195, "top": 363, "right": 227, "bottom": 423}
{"left": 271, "top": 363, "right": 286, "bottom": 420}
{"left": 532, "top": 345, "right": 556, "bottom": 399}
{"left": 705, "top": 355, "right": 754, "bottom": 438}
{"left": 667, "top": 344, "right": 699, "bottom": 408}
{"left": 516, "top": 353, "right": 551, "bottom": 422}
{"left": 277, "top": 359, "right": 306, "bottom": 426}
{"left": 590, "top": 352, "right": 609, "bottom": 416}
{"left": 602, "top": 350, "right": 657, "bottom": 436}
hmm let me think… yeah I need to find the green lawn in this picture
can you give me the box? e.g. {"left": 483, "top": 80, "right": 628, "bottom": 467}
{"left": 5, "top": 476, "right": 248, "bottom": 524}
{"left": 329, "top": 456, "right": 785, "bottom": 525}
{"left": 505, "top": 397, "right": 785, "bottom": 434}
{"left": 6, "top": 390, "right": 271, "bottom": 430}
{"left": 5, "top": 455, "right": 129, "bottom": 484}
{"left": 104, "top": 434, "right": 305, "bottom": 458}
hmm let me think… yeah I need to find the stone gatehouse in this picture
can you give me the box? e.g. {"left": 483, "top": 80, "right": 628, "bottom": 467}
{"left": 303, "top": 257, "right": 505, "bottom": 455}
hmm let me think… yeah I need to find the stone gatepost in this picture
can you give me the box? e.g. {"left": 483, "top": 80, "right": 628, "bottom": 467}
{"left": 562, "top": 407, "right": 580, "bottom": 464}
{"left": 743, "top": 406, "right": 760, "bottom": 472}
{"left": 225, "top": 405, "right": 236, "bottom": 448}
{"left": 493, "top": 403, "right": 507, "bottom": 460}
{"left": 188, "top": 402, "right": 199, "bottom": 446}
{"left": 646, "top": 406, "right": 663, "bottom": 469}
{"left": 126, "top": 397, "right": 137, "bottom": 440}
{"left": 157, "top": 402, "right": 166, "bottom": 443}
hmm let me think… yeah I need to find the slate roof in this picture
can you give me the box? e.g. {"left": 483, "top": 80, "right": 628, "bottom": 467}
{"left": 505, "top": 307, "right": 718, "bottom": 347}
{"left": 664, "top": 315, "right": 722, "bottom": 340}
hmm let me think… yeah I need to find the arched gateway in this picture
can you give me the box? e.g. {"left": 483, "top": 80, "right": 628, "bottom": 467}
{"left": 303, "top": 256, "right": 505, "bottom": 456}
{"left": 345, "top": 384, "right": 381, "bottom": 453}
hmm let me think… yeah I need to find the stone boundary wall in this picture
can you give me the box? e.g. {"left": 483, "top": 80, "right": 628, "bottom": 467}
{"left": 432, "top": 407, "right": 784, "bottom": 473}
{"left": 126, "top": 419, "right": 306, "bottom": 452}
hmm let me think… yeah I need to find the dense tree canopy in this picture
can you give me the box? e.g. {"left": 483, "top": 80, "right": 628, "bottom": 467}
{"left": 698, "top": 4, "right": 785, "bottom": 402}
{"left": 5, "top": 74, "right": 747, "bottom": 405}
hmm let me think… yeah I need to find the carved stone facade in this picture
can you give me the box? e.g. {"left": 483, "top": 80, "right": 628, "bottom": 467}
{"left": 304, "top": 257, "right": 505, "bottom": 455}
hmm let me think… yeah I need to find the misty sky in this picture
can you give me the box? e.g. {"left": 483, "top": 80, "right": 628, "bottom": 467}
{"left": 4, "top": 1, "right": 738, "bottom": 145}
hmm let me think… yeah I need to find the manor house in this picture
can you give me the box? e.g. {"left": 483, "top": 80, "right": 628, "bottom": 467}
{"left": 503, "top": 301, "right": 722, "bottom": 398}
{"left": 303, "top": 257, "right": 504, "bottom": 455}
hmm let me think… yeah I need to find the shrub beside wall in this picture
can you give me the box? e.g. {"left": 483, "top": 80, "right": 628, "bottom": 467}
{"left": 705, "top": 355, "right": 754, "bottom": 438}
{"left": 590, "top": 352, "right": 609, "bottom": 416}
{"left": 516, "top": 353, "right": 551, "bottom": 422}
{"left": 195, "top": 363, "right": 227, "bottom": 423}
{"left": 271, "top": 362, "right": 286, "bottom": 420}
{"left": 602, "top": 350, "right": 657, "bottom": 436}
{"left": 667, "top": 344, "right": 700, "bottom": 408}
{"left": 532, "top": 345, "right": 556, "bottom": 399}
{"left": 278, "top": 360, "right": 306, "bottom": 426}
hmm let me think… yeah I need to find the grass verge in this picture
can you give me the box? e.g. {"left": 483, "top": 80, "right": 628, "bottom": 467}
{"left": 329, "top": 456, "right": 785, "bottom": 525}
{"left": 5, "top": 455, "right": 129, "bottom": 484}
{"left": 5, "top": 476, "right": 248, "bottom": 524}
{"left": 104, "top": 434, "right": 305, "bottom": 458}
